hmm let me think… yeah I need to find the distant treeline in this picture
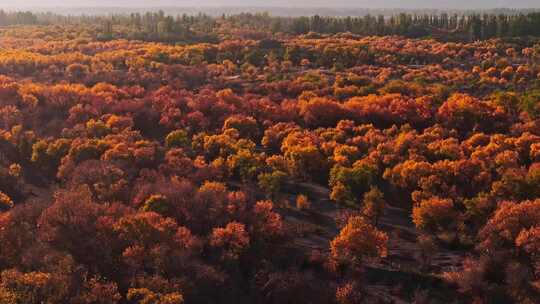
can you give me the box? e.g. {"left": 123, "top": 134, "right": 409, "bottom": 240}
{"left": 3, "top": 9, "right": 540, "bottom": 41}
{"left": 9, "top": 7, "right": 540, "bottom": 17}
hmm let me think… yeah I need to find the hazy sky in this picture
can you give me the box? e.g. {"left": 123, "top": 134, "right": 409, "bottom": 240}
{"left": 2, "top": 0, "right": 540, "bottom": 9}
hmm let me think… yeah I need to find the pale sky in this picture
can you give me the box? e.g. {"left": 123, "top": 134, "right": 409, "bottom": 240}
{"left": 2, "top": 0, "right": 540, "bottom": 9}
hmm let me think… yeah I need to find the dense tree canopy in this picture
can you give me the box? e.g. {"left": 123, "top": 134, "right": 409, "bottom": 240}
{"left": 0, "top": 9, "right": 540, "bottom": 303}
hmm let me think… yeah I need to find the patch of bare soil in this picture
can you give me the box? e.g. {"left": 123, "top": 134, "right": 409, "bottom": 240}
{"left": 280, "top": 182, "right": 466, "bottom": 303}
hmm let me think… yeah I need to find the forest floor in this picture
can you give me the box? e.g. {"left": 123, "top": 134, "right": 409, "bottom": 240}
{"left": 281, "top": 182, "right": 466, "bottom": 303}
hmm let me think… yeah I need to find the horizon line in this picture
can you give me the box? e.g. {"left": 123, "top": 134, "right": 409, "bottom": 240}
{"left": 3, "top": 6, "right": 539, "bottom": 10}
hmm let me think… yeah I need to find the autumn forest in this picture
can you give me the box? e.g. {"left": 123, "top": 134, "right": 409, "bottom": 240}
{"left": 0, "top": 8, "right": 540, "bottom": 304}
